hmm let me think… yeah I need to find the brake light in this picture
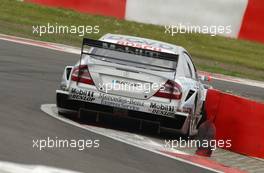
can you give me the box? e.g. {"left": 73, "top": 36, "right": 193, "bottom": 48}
{"left": 71, "top": 65, "right": 94, "bottom": 85}
{"left": 154, "top": 80, "right": 182, "bottom": 99}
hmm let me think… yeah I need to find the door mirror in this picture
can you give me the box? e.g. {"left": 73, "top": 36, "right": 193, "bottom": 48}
{"left": 199, "top": 75, "right": 211, "bottom": 82}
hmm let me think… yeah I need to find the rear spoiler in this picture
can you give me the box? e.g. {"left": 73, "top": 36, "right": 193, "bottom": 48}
{"left": 80, "top": 38, "right": 178, "bottom": 61}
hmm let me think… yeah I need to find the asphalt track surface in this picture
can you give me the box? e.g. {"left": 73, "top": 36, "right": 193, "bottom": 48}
{"left": 0, "top": 39, "right": 262, "bottom": 173}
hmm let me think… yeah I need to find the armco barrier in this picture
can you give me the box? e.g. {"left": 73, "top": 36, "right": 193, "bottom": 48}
{"left": 205, "top": 89, "right": 264, "bottom": 158}
{"left": 25, "top": 0, "right": 126, "bottom": 19}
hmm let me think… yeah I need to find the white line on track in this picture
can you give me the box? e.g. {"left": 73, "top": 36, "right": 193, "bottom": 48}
{"left": 41, "top": 104, "right": 222, "bottom": 173}
{"left": 0, "top": 160, "right": 82, "bottom": 173}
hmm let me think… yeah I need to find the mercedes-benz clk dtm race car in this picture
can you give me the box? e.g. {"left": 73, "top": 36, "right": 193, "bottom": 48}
{"left": 56, "top": 34, "right": 209, "bottom": 136}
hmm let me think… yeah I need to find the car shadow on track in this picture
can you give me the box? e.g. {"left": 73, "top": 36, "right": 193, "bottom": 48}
{"left": 60, "top": 110, "right": 187, "bottom": 142}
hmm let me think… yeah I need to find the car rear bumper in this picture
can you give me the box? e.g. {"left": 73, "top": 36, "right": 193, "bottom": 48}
{"left": 56, "top": 89, "right": 190, "bottom": 134}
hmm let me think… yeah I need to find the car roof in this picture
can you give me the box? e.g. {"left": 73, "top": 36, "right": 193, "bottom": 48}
{"left": 100, "top": 33, "right": 182, "bottom": 55}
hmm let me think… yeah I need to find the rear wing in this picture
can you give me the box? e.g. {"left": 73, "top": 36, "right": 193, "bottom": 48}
{"left": 80, "top": 38, "right": 179, "bottom": 61}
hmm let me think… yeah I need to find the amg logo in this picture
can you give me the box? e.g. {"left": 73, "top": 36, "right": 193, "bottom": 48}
{"left": 150, "top": 103, "right": 175, "bottom": 112}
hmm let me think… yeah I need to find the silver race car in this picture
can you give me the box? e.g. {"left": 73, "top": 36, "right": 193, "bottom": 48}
{"left": 56, "top": 34, "right": 209, "bottom": 135}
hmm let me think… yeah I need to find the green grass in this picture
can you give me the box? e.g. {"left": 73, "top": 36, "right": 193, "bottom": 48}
{"left": 0, "top": 0, "right": 264, "bottom": 81}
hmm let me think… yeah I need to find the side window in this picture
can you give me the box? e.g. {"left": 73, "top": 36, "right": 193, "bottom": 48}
{"left": 183, "top": 53, "right": 196, "bottom": 79}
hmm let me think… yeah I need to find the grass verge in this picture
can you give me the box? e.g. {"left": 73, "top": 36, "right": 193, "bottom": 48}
{"left": 0, "top": 0, "right": 263, "bottom": 81}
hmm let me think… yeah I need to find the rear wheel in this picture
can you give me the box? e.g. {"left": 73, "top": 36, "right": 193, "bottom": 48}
{"left": 188, "top": 96, "right": 203, "bottom": 137}
{"left": 197, "top": 102, "right": 207, "bottom": 128}
{"left": 188, "top": 116, "right": 197, "bottom": 138}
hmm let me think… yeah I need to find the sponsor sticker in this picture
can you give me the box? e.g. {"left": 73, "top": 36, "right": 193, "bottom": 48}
{"left": 106, "top": 35, "right": 176, "bottom": 51}
{"left": 149, "top": 103, "right": 176, "bottom": 117}
{"left": 69, "top": 88, "right": 95, "bottom": 102}
{"left": 99, "top": 93, "right": 144, "bottom": 111}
